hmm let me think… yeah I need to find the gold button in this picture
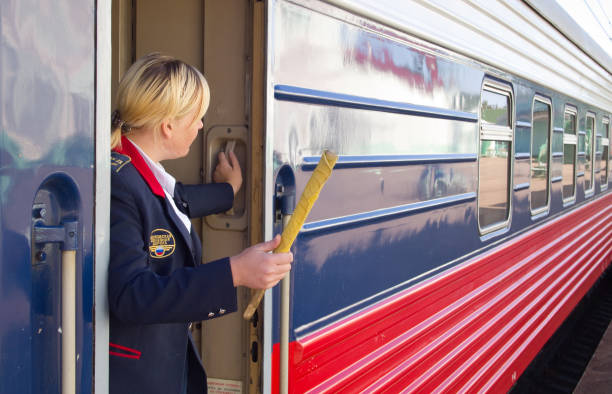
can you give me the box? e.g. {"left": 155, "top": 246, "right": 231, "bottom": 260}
{"left": 219, "top": 308, "right": 226, "bottom": 315}
{"left": 208, "top": 312, "right": 215, "bottom": 318}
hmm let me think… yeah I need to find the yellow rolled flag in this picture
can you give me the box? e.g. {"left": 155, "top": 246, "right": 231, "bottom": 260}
{"left": 243, "top": 150, "right": 338, "bottom": 320}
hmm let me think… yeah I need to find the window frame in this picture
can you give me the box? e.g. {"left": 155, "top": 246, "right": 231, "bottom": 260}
{"left": 584, "top": 112, "right": 596, "bottom": 197}
{"left": 529, "top": 95, "right": 552, "bottom": 217}
{"left": 601, "top": 116, "right": 609, "bottom": 190}
{"left": 477, "top": 78, "right": 514, "bottom": 235}
{"left": 562, "top": 105, "right": 578, "bottom": 204}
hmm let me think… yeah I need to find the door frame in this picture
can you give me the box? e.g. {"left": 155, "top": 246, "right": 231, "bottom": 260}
{"left": 95, "top": 0, "right": 112, "bottom": 392}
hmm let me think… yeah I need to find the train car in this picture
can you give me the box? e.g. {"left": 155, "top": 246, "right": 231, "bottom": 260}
{"left": 1, "top": 0, "right": 611, "bottom": 393}
{"left": 0, "top": 1, "right": 103, "bottom": 393}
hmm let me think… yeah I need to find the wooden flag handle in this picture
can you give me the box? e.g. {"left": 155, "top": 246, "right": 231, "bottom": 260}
{"left": 243, "top": 150, "right": 338, "bottom": 320}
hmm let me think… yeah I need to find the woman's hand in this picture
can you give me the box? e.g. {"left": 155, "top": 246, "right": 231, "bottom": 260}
{"left": 213, "top": 151, "right": 242, "bottom": 195}
{"left": 229, "top": 235, "right": 293, "bottom": 289}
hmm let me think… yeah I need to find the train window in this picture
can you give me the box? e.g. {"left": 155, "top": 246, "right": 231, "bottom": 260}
{"left": 584, "top": 113, "right": 595, "bottom": 194}
{"left": 478, "top": 80, "right": 513, "bottom": 233}
{"left": 601, "top": 117, "right": 609, "bottom": 188}
{"left": 562, "top": 106, "right": 577, "bottom": 202}
{"left": 481, "top": 89, "right": 510, "bottom": 127}
{"left": 530, "top": 97, "right": 551, "bottom": 214}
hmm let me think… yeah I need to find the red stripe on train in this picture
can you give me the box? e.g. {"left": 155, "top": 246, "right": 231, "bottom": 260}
{"left": 271, "top": 193, "right": 612, "bottom": 393}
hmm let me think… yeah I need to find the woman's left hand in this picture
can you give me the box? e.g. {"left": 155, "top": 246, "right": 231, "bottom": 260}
{"left": 213, "top": 151, "right": 242, "bottom": 195}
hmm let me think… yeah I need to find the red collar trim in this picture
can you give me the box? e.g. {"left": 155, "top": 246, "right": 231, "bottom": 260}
{"left": 114, "top": 136, "right": 165, "bottom": 198}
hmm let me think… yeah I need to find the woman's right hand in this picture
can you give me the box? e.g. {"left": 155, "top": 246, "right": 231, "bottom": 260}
{"left": 229, "top": 235, "right": 293, "bottom": 289}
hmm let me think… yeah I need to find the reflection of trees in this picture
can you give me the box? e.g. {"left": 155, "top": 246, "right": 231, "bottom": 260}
{"left": 531, "top": 102, "right": 550, "bottom": 210}
{"left": 480, "top": 140, "right": 508, "bottom": 158}
{"left": 530, "top": 112, "right": 550, "bottom": 211}
{"left": 585, "top": 135, "right": 592, "bottom": 159}
{"left": 481, "top": 101, "right": 508, "bottom": 126}
{"left": 562, "top": 144, "right": 576, "bottom": 199}
{"left": 537, "top": 144, "right": 548, "bottom": 167}
{"left": 585, "top": 118, "right": 594, "bottom": 161}
{"left": 601, "top": 146, "right": 609, "bottom": 184}
{"left": 584, "top": 119, "right": 594, "bottom": 190}
{"left": 564, "top": 115, "right": 576, "bottom": 135}
{"left": 531, "top": 106, "right": 549, "bottom": 182}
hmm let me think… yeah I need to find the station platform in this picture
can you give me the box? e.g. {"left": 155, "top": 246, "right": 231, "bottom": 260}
{"left": 574, "top": 321, "right": 612, "bottom": 393}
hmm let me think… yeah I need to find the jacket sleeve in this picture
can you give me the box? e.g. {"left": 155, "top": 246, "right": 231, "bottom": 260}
{"left": 174, "top": 182, "right": 234, "bottom": 218}
{"left": 108, "top": 174, "right": 237, "bottom": 325}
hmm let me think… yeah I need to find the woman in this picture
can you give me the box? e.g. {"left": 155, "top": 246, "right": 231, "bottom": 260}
{"left": 108, "top": 53, "right": 292, "bottom": 394}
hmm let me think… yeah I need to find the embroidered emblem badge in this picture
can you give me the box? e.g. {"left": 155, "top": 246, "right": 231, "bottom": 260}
{"left": 149, "top": 229, "right": 176, "bottom": 258}
{"left": 111, "top": 153, "right": 131, "bottom": 172}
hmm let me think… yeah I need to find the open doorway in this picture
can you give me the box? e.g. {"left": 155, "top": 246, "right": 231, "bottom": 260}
{"left": 110, "top": 1, "right": 265, "bottom": 391}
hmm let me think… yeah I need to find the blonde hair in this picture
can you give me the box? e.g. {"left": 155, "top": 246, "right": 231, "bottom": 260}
{"left": 111, "top": 53, "right": 210, "bottom": 150}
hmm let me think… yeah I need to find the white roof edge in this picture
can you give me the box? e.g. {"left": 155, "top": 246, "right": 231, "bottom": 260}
{"left": 319, "top": 0, "right": 612, "bottom": 110}
{"left": 524, "top": 0, "right": 612, "bottom": 74}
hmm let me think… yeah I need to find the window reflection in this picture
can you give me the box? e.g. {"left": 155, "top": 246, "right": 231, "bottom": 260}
{"left": 585, "top": 116, "right": 594, "bottom": 192}
{"left": 562, "top": 110, "right": 576, "bottom": 200}
{"left": 531, "top": 100, "right": 550, "bottom": 212}
{"left": 478, "top": 81, "right": 513, "bottom": 234}
{"left": 564, "top": 113, "right": 576, "bottom": 135}
{"left": 481, "top": 90, "right": 510, "bottom": 127}
{"left": 602, "top": 121, "right": 609, "bottom": 185}
{"left": 479, "top": 140, "right": 510, "bottom": 228}
{"left": 562, "top": 144, "right": 576, "bottom": 198}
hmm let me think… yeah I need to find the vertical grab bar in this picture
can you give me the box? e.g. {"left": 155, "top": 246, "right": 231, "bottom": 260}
{"left": 243, "top": 152, "right": 336, "bottom": 392}
{"left": 62, "top": 248, "right": 76, "bottom": 394}
{"left": 280, "top": 213, "right": 292, "bottom": 394}
{"left": 33, "top": 220, "right": 78, "bottom": 394}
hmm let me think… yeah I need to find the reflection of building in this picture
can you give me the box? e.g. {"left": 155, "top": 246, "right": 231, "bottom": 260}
{"left": 351, "top": 29, "right": 442, "bottom": 93}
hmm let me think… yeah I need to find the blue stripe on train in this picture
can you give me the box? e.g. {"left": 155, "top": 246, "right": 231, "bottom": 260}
{"left": 274, "top": 84, "right": 478, "bottom": 122}
{"left": 301, "top": 154, "right": 477, "bottom": 170}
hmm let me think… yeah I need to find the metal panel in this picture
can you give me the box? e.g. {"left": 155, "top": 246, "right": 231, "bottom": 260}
{"left": 267, "top": 0, "right": 484, "bottom": 341}
{"left": 281, "top": 196, "right": 611, "bottom": 392}
{"left": 0, "top": 0, "right": 96, "bottom": 393}
{"left": 322, "top": 0, "right": 612, "bottom": 110}
{"left": 263, "top": 1, "right": 612, "bottom": 392}
{"left": 273, "top": 2, "right": 482, "bottom": 112}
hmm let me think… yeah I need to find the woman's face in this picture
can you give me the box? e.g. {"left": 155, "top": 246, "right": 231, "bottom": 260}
{"left": 167, "top": 107, "right": 203, "bottom": 159}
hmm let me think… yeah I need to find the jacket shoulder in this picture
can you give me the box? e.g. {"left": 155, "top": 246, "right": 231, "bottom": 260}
{"left": 111, "top": 152, "right": 132, "bottom": 173}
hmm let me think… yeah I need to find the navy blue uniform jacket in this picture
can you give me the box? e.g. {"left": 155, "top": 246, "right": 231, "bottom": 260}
{"left": 109, "top": 137, "right": 237, "bottom": 394}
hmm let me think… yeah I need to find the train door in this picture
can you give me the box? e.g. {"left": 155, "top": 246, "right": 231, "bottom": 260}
{"left": 0, "top": 0, "right": 101, "bottom": 393}
{"left": 111, "top": 1, "right": 264, "bottom": 392}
